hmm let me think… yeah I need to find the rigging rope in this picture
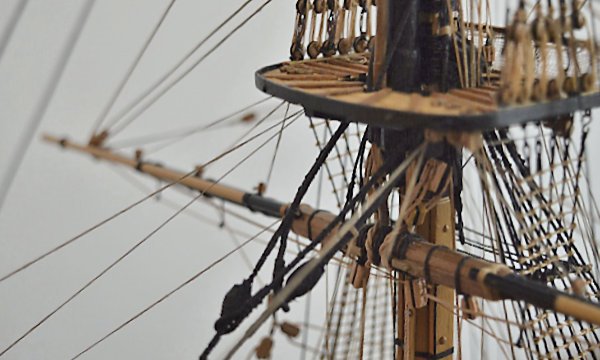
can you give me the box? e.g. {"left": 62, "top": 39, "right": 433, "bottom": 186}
{"left": 0, "top": 0, "right": 96, "bottom": 214}
{"left": 225, "top": 101, "right": 286, "bottom": 151}
{"left": 248, "top": 123, "right": 349, "bottom": 284}
{"left": 203, "top": 144, "right": 424, "bottom": 359}
{"left": 265, "top": 103, "right": 290, "bottom": 187}
{"left": 103, "top": 0, "right": 272, "bottom": 137}
{"left": 107, "top": 96, "right": 274, "bottom": 150}
{"left": 99, "top": 0, "right": 256, "bottom": 133}
{"left": 0, "top": 112, "right": 301, "bottom": 357}
{"left": 0, "top": 110, "right": 300, "bottom": 283}
{"left": 69, "top": 220, "right": 280, "bottom": 360}
{"left": 0, "top": 0, "right": 29, "bottom": 63}
{"left": 90, "top": 0, "right": 178, "bottom": 136}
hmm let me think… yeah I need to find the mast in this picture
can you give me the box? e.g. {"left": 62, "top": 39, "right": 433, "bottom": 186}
{"left": 373, "top": 1, "right": 458, "bottom": 358}
{"left": 386, "top": 0, "right": 420, "bottom": 92}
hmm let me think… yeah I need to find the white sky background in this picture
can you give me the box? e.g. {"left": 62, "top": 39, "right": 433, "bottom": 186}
{"left": 1, "top": 1, "right": 600, "bottom": 359}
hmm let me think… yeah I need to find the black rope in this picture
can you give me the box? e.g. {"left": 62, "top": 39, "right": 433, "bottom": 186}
{"left": 392, "top": 231, "right": 421, "bottom": 260}
{"left": 454, "top": 148, "right": 466, "bottom": 245}
{"left": 201, "top": 122, "right": 349, "bottom": 355}
{"left": 483, "top": 131, "right": 579, "bottom": 355}
{"left": 370, "top": 225, "right": 393, "bottom": 266}
{"left": 567, "top": 117, "right": 589, "bottom": 240}
{"left": 344, "top": 129, "right": 369, "bottom": 211}
{"left": 201, "top": 140, "right": 415, "bottom": 358}
{"left": 251, "top": 122, "right": 349, "bottom": 282}
{"left": 415, "top": 347, "right": 454, "bottom": 360}
{"left": 271, "top": 122, "right": 349, "bottom": 295}
{"left": 199, "top": 335, "right": 220, "bottom": 360}
{"left": 355, "top": 224, "right": 374, "bottom": 266}
{"left": 392, "top": 271, "right": 398, "bottom": 356}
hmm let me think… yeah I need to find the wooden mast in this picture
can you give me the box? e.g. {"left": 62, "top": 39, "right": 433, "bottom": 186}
{"left": 411, "top": 199, "right": 455, "bottom": 360}
{"left": 376, "top": 0, "right": 455, "bottom": 358}
{"left": 372, "top": 0, "right": 388, "bottom": 88}
{"left": 386, "top": 0, "right": 420, "bottom": 93}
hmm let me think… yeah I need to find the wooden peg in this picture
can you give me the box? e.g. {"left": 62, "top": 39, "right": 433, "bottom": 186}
{"left": 307, "top": 41, "right": 321, "bottom": 59}
{"left": 88, "top": 130, "right": 109, "bottom": 147}
{"left": 255, "top": 337, "right": 273, "bottom": 359}
{"left": 446, "top": 132, "right": 483, "bottom": 152}
{"left": 349, "top": 261, "right": 370, "bottom": 289}
{"left": 425, "top": 160, "right": 448, "bottom": 193}
{"left": 483, "top": 43, "right": 495, "bottom": 64}
{"left": 194, "top": 165, "right": 205, "bottom": 177}
{"left": 544, "top": 115, "right": 573, "bottom": 137}
{"left": 424, "top": 129, "right": 483, "bottom": 152}
{"left": 461, "top": 295, "right": 479, "bottom": 320}
{"left": 563, "top": 76, "right": 578, "bottom": 95}
{"left": 571, "top": 278, "right": 587, "bottom": 297}
{"left": 241, "top": 112, "right": 256, "bottom": 122}
{"left": 280, "top": 322, "right": 301, "bottom": 338}
{"left": 338, "top": 38, "right": 352, "bottom": 54}
{"left": 581, "top": 73, "right": 596, "bottom": 92}
{"left": 404, "top": 278, "right": 428, "bottom": 309}
{"left": 353, "top": 35, "right": 368, "bottom": 53}
{"left": 255, "top": 182, "right": 267, "bottom": 196}
{"left": 314, "top": 0, "right": 325, "bottom": 13}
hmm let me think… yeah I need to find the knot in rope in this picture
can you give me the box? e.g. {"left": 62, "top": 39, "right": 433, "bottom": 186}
{"left": 354, "top": 224, "right": 374, "bottom": 266}
{"left": 214, "top": 279, "right": 252, "bottom": 335}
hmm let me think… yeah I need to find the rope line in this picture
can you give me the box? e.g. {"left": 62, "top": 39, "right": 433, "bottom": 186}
{"left": 90, "top": 0, "right": 178, "bottom": 136}
{"left": 107, "top": 96, "right": 273, "bottom": 149}
{"left": 0, "top": 112, "right": 301, "bottom": 357}
{"left": 265, "top": 103, "right": 290, "bottom": 187}
{"left": 216, "top": 145, "right": 424, "bottom": 359}
{"left": 69, "top": 220, "right": 279, "bottom": 360}
{"left": 0, "top": 111, "right": 300, "bottom": 284}
{"left": 0, "top": 0, "right": 96, "bottom": 213}
{"left": 104, "top": 0, "right": 271, "bottom": 136}
{"left": 0, "top": 0, "right": 29, "bottom": 63}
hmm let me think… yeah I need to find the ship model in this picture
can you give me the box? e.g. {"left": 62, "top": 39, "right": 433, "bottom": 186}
{"left": 2, "top": 0, "right": 600, "bottom": 359}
